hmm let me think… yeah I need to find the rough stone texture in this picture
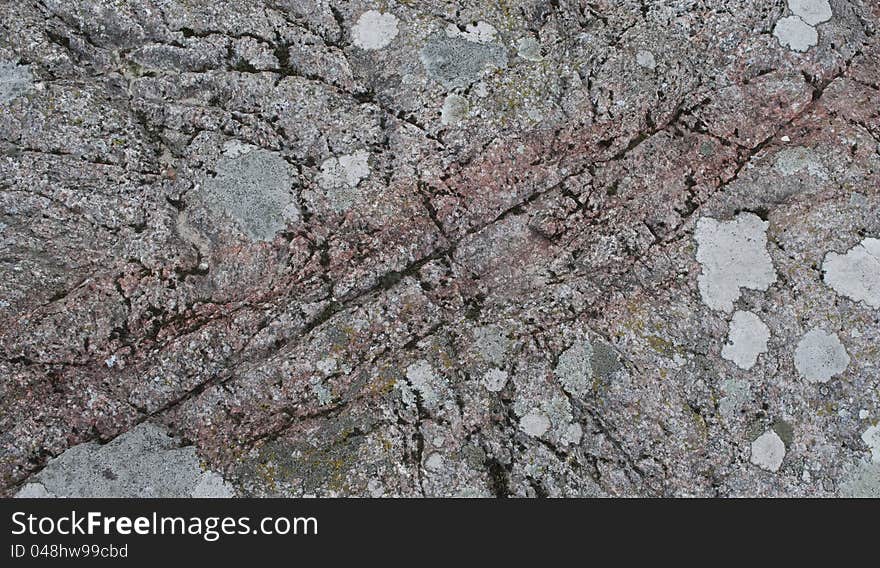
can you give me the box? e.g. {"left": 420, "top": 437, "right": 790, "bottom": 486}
{"left": 1, "top": 1, "right": 879, "bottom": 498}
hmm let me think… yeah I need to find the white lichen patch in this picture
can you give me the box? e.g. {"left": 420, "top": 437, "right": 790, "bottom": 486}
{"left": 520, "top": 410, "right": 551, "bottom": 438}
{"left": 636, "top": 50, "right": 657, "bottom": 70}
{"left": 424, "top": 452, "right": 444, "bottom": 472}
{"left": 352, "top": 11, "right": 399, "bottom": 51}
{"left": 773, "top": 15, "right": 818, "bottom": 52}
{"left": 721, "top": 310, "right": 770, "bottom": 370}
{"left": 862, "top": 424, "right": 880, "bottom": 463}
{"left": 191, "top": 471, "right": 235, "bottom": 498}
{"left": 822, "top": 238, "right": 880, "bottom": 308}
{"left": 555, "top": 340, "right": 593, "bottom": 397}
{"left": 316, "top": 356, "right": 338, "bottom": 375}
{"left": 441, "top": 93, "right": 469, "bottom": 125}
{"left": 15, "top": 482, "right": 53, "bottom": 498}
{"left": 0, "top": 61, "right": 32, "bottom": 104}
{"left": 317, "top": 150, "right": 371, "bottom": 212}
{"left": 562, "top": 422, "right": 583, "bottom": 446}
{"left": 793, "top": 328, "right": 850, "bottom": 383}
{"left": 694, "top": 213, "right": 777, "bottom": 313}
{"left": 750, "top": 430, "right": 786, "bottom": 472}
{"left": 788, "top": 0, "right": 833, "bottom": 26}
{"left": 483, "top": 368, "right": 508, "bottom": 392}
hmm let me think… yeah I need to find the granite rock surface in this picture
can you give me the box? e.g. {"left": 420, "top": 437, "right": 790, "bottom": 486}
{"left": 1, "top": 0, "right": 879, "bottom": 497}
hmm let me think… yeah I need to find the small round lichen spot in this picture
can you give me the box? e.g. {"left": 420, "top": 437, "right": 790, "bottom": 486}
{"left": 483, "top": 368, "right": 508, "bottom": 392}
{"left": 441, "top": 93, "right": 469, "bottom": 125}
{"left": 352, "top": 11, "right": 399, "bottom": 51}
{"left": 822, "top": 238, "right": 880, "bottom": 309}
{"left": 773, "top": 16, "right": 818, "bottom": 52}
{"left": 520, "top": 410, "right": 551, "bottom": 438}
{"left": 793, "top": 328, "right": 850, "bottom": 383}
{"left": 424, "top": 453, "right": 444, "bottom": 472}
{"left": 0, "top": 60, "right": 32, "bottom": 104}
{"left": 721, "top": 310, "right": 770, "bottom": 370}
{"left": 516, "top": 37, "right": 543, "bottom": 62}
{"left": 750, "top": 430, "right": 786, "bottom": 472}
{"left": 788, "top": 0, "right": 833, "bottom": 26}
{"left": 636, "top": 50, "right": 657, "bottom": 70}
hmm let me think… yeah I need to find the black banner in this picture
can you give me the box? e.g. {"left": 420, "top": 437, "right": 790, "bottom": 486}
{"left": 1, "top": 498, "right": 876, "bottom": 562}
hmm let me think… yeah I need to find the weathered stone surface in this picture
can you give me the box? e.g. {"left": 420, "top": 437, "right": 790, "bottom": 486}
{"left": 1, "top": 0, "right": 878, "bottom": 498}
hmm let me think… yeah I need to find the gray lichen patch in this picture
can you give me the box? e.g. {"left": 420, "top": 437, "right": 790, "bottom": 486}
{"left": 14, "top": 423, "right": 234, "bottom": 498}
{"left": 555, "top": 338, "right": 620, "bottom": 397}
{"left": 0, "top": 61, "right": 32, "bottom": 104}
{"left": 516, "top": 37, "right": 543, "bottom": 62}
{"left": 774, "top": 146, "right": 827, "bottom": 178}
{"left": 555, "top": 340, "right": 593, "bottom": 397}
{"left": 721, "top": 310, "right": 770, "bottom": 370}
{"left": 773, "top": 16, "right": 818, "bottom": 52}
{"left": 316, "top": 150, "right": 371, "bottom": 212}
{"left": 788, "top": 0, "right": 833, "bottom": 26}
{"left": 750, "top": 430, "right": 786, "bottom": 472}
{"left": 474, "top": 325, "right": 510, "bottom": 366}
{"left": 719, "top": 378, "right": 750, "bottom": 420}
{"left": 822, "top": 238, "right": 880, "bottom": 308}
{"left": 694, "top": 213, "right": 777, "bottom": 313}
{"left": 793, "top": 328, "right": 850, "bottom": 383}
{"left": 839, "top": 460, "right": 880, "bottom": 497}
{"left": 352, "top": 10, "right": 399, "bottom": 51}
{"left": 420, "top": 35, "right": 508, "bottom": 90}
{"left": 202, "top": 145, "right": 299, "bottom": 241}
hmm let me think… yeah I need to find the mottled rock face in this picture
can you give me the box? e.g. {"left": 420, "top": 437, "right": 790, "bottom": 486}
{"left": 1, "top": 0, "right": 879, "bottom": 499}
